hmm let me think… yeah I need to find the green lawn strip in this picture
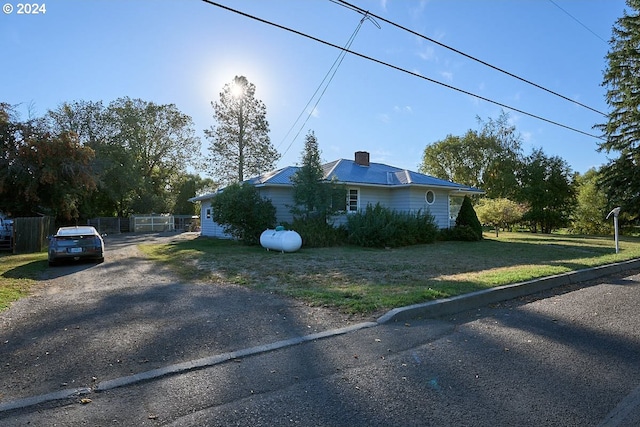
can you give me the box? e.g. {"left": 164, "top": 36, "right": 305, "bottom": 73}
{"left": 0, "top": 252, "right": 48, "bottom": 311}
{"left": 139, "top": 232, "right": 640, "bottom": 315}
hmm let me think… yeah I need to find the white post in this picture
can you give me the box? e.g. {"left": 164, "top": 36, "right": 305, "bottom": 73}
{"left": 614, "top": 215, "right": 619, "bottom": 254}
{"left": 606, "top": 207, "right": 621, "bottom": 254}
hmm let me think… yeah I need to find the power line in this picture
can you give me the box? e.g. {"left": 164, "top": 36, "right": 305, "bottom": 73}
{"left": 333, "top": 0, "right": 608, "bottom": 117}
{"left": 278, "top": 13, "right": 375, "bottom": 158}
{"left": 200, "top": 0, "right": 605, "bottom": 141}
{"left": 548, "top": 0, "right": 609, "bottom": 45}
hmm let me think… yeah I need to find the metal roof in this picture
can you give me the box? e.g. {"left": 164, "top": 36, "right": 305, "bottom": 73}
{"left": 321, "top": 159, "right": 482, "bottom": 191}
{"left": 190, "top": 158, "right": 483, "bottom": 201}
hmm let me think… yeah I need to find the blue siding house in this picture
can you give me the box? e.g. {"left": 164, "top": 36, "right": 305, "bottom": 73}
{"left": 190, "top": 151, "right": 483, "bottom": 238}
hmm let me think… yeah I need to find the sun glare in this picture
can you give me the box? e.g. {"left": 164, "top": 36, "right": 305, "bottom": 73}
{"left": 230, "top": 81, "right": 244, "bottom": 98}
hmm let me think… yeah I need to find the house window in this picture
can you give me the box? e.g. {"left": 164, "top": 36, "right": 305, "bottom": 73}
{"left": 206, "top": 208, "right": 211, "bottom": 220}
{"left": 332, "top": 191, "right": 347, "bottom": 211}
{"left": 425, "top": 190, "right": 435, "bottom": 205}
{"left": 449, "top": 196, "right": 464, "bottom": 222}
{"left": 347, "top": 188, "right": 359, "bottom": 213}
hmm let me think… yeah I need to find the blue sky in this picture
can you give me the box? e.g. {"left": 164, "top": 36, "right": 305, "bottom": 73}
{"left": 1, "top": 0, "right": 627, "bottom": 177}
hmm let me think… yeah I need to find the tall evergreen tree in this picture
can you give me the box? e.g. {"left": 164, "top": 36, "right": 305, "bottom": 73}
{"left": 205, "top": 76, "right": 280, "bottom": 184}
{"left": 290, "top": 131, "right": 345, "bottom": 222}
{"left": 597, "top": 0, "right": 640, "bottom": 216}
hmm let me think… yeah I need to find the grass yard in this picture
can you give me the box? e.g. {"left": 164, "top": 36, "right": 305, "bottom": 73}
{"left": 2, "top": 232, "right": 639, "bottom": 315}
{"left": 139, "top": 232, "right": 640, "bottom": 315}
{"left": 0, "top": 252, "right": 48, "bottom": 311}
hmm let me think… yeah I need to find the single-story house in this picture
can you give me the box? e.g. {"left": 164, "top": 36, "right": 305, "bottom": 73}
{"left": 190, "top": 151, "right": 484, "bottom": 238}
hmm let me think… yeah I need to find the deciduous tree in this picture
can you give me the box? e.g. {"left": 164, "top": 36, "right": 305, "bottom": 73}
{"left": 475, "top": 198, "right": 525, "bottom": 237}
{"left": 0, "top": 104, "right": 96, "bottom": 220}
{"left": 516, "top": 148, "right": 575, "bottom": 233}
{"left": 572, "top": 168, "right": 610, "bottom": 235}
{"left": 419, "top": 111, "right": 522, "bottom": 198}
{"left": 103, "top": 97, "right": 201, "bottom": 214}
{"left": 172, "top": 174, "right": 215, "bottom": 215}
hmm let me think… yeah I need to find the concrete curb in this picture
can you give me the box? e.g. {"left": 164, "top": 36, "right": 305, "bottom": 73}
{"left": 2, "top": 259, "right": 640, "bottom": 414}
{"left": 376, "top": 258, "right": 640, "bottom": 324}
{"left": 93, "top": 321, "right": 378, "bottom": 392}
{"left": 0, "top": 388, "right": 92, "bottom": 413}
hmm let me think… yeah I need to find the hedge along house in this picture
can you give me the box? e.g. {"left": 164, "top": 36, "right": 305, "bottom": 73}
{"left": 190, "top": 151, "right": 484, "bottom": 238}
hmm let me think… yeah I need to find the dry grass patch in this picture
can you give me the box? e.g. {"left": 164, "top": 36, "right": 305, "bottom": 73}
{"left": 139, "top": 232, "right": 640, "bottom": 314}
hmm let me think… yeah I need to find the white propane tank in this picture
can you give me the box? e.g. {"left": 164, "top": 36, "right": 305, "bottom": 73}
{"left": 260, "top": 227, "right": 302, "bottom": 252}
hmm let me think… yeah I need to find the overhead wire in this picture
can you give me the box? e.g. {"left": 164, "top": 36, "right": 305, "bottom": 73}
{"left": 333, "top": 0, "right": 607, "bottom": 118}
{"left": 201, "top": 0, "right": 605, "bottom": 140}
{"left": 278, "top": 13, "right": 376, "bottom": 158}
{"left": 548, "top": 0, "right": 609, "bottom": 45}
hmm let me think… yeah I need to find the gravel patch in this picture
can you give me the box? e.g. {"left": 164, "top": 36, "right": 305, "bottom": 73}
{"left": 0, "top": 233, "right": 363, "bottom": 404}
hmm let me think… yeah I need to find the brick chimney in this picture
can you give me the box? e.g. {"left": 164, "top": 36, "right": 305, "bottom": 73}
{"left": 355, "top": 151, "right": 370, "bottom": 166}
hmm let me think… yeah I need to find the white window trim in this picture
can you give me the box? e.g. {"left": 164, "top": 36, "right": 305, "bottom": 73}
{"left": 425, "top": 190, "right": 435, "bottom": 205}
{"left": 347, "top": 187, "right": 360, "bottom": 214}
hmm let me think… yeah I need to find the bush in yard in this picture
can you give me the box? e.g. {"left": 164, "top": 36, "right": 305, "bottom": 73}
{"left": 453, "top": 196, "right": 483, "bottom": 241}
{"left": 211, "top": 183, "right": 276, "bottom": 245}
{"left": 347, "top": 203, "right": 438, "bottom": 248}
{"left": 289, "top": 217, "right": 347, "bottom": 248}
{"left": 438, "top": 224, "right": 481, "bottom": 242}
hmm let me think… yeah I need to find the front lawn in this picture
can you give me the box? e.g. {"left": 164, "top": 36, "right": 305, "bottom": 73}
{"left": 0, "top": 252, "right": 48, "bottom": 311}
{"left": 139, "top": 232, "right": 640, "bottom": 314}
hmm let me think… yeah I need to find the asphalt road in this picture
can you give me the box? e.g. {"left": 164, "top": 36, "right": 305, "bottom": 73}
{"left": 1, "top": 233, "right": 639, "bottom": 426}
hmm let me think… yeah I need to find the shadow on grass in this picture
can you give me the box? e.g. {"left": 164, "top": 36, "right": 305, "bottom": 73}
{"left": 140, "top": 234, "right": 640, "bottom": 314}
{"left": 1, "top": 259, "right": 49, "bottom": 280}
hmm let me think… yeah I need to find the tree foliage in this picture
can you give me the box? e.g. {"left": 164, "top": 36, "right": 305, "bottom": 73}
{"left": 419, "top": 111, "right": 522, "bottom": 198}
{"left": 454, "top": 196, "right": 483, "bottom": 241}
{"left": 288, "top": 131, "right": 347, "bottom": 247}
{"left": 47, "top": 98, "right": 202, "bottom": 217}
{"left": 46, "top": 100, "right": 105, "bottom": 146}
{"left": 2, "top": 98, "right": 204, "bottom": 222}
{"left": 210, "top": 183, "right": 276, "bottom": 245}
{"left": 475, "top": 198, "right": 525, "bottom": 237}
{"left": 290, "top": 131, "right": 345, "bottom": 221}
{"left": 172, "top": 174, "right": 215, "bottom": 216}
{"left": 105, "top": 97, "right": 201, "bottom": 214}
{"left": 596, "top": 0, "right": 640, "bottom": 218}
{"left": 206, "top": 76, "right": 279, "bottom": 185}
{"left": 0, "top": 104, "right": 96, "bottom": 220}
{"left": 516, "top": 148, "right": 575, "bottom": 233}
{"left": 571, "top": 168, "right": 610, "bottom": 235}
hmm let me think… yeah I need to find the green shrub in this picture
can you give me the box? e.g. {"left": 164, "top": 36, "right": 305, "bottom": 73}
{"left": 346, "top": 203, "right": 438, "bottom": 248}
{"left": 210, "top": 183, "right": 276, "bottom": 245}
{"left": 454, "top": 196, "right": 483, "bottom": 241}
{"left": 288, "top": 217, "right": 347, "bottom": 248}
{"left": 438, "top": 225, "right": 481, "bottom": 242}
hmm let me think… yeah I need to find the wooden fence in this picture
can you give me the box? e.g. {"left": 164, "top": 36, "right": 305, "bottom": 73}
{"left": 13, "top": 216, "right": 53, "bottom": 253}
